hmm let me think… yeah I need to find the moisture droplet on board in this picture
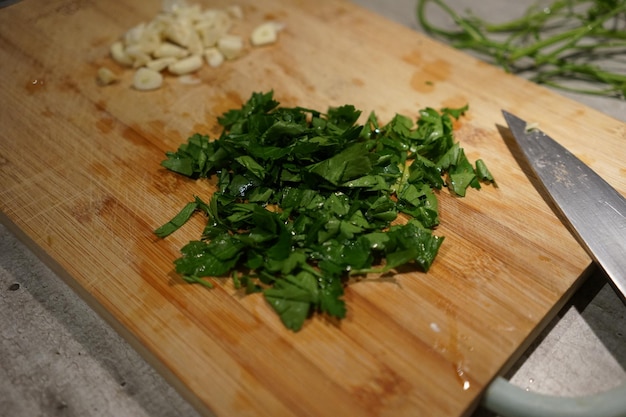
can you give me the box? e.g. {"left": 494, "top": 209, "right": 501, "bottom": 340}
{"left": 25, "top": 78, "right": 46, "bottom": 95}
{"left": 456, "top": 365, "right": 471, "bottom": 391}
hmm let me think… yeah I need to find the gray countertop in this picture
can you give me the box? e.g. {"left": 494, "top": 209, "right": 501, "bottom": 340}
{"left": 1, "top": 1, "right": 625, "bottom": 416}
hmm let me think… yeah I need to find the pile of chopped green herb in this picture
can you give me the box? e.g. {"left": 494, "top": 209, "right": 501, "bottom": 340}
{"left": 155, "top": 91, "right": 494, "bottom": 331}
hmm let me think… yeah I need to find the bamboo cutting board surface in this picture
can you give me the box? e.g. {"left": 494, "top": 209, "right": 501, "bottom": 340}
{"left": 1, "top": 0, "right": 625, "bottom": 416}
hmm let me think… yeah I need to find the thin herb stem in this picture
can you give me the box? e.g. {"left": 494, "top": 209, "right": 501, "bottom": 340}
{"left": 416, "top": 0, "right": 487, "bottom": 43}
{"left": 513, "top": 3, "right": 626, "bottom": 62}
{"left": 482, "top": 0, "right": 577, "bottom": 32}
{"left": 416, "top": 0, "right": 626, "bottom": 98}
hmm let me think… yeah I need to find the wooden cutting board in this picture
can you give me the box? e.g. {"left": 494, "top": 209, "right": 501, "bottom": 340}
{"left": 1, "top": 0, "right": 625, "bottom": 416}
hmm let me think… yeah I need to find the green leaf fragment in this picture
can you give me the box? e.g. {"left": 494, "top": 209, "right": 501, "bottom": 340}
{"left": 448, "top": 148, "right": 479, "bottom": 197}
{"left": 476, "top": 159, "right": 495, "bottom": 183}
{"left": 182, "top": 275, "right": 214, "bottom": 288}
{"left": 264, "top": 271, "right": 319, "bottom": 331}
{"left": 235, "top": 155, "right": 266, "bottom": 180}
{"left": 154, "top": 201, "right": 199, "bottom": 238}
{"left": 307, "top": 142, "right": 373, "bottom": 186}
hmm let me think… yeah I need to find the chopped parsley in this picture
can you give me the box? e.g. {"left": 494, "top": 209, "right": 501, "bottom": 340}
{"left": 155, "top": 91, "right": 494, "bottom": 331}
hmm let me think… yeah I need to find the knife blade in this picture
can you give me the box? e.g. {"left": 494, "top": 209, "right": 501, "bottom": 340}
{"left": 502, "top": 110, "right": 626, "bottom": 303}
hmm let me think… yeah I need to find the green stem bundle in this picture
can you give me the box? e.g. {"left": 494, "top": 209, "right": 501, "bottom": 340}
{"left": 417, "top": 0, "right": 626, "bottom": 98}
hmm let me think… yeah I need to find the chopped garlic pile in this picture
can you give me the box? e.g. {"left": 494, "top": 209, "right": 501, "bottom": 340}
{"left": 97, "top": 1, "right": 283, "bottom": 90}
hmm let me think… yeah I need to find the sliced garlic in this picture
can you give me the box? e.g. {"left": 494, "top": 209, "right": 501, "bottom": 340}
{"left": 162, "top": 0, "right": 188, "bottom": 14}
{"left": 188, "top": 9, "right": 238, "bottom": 54}
{"left": 195, "top": 12, "right": 231, "bottom": 48}
{"left": 168, "top": 54, "right": 203, "bottom": 75}
{"left": 251, "top": 22, "right": 280, "bottom": 46}
{"left": 173, "top": 3, "right": 201, "bottom": 19}
{"left": 227, "top": 5, "right": 243, "bottom": 19}
{"left": 154, "top": 41, "right": 189, "bottom": 58}
{"left": 105, "top": 3, "right": 282, "bottom": 91}
{"left": 110, "top": 41, "right": 133, "bottom": 67}
{"left": 137, "top": 30, "right": 162, "bottom": 55}
{"left": 124, "top": 23, "right": 146, "bottom": 46}
{"left": 186, "top": 29, "right": 204, "bottom": 56}
{"left": 204, "top": 47, "right": 224, "bottom": 67}
{"left": 152, "top": 12, "right": 175, "bottom": 32}
{"left": 145, "top": 56, "right": 178, "bottom": 72}
{"left": 206, "top": 10, "right": 232, "bottom": 34}
{"left": 196, "top": 24, "right": 220, "bottom": 48}
{"left": 164, "top": 19, "right": 194, "bottom": 47}
{"left": 132, "top": 67, "right": 163, "bottom": 91}
{"left": 525, "top": 122, "right": 540, "bottom": 132}
{"left": 124, "top": 44, "right": 152, "bottom": 68}
{"left": 217, "top": 34, "right": 243, "bottom": 59}
{"left": 96, "top": 67, "right": 118, "bottom": 85}
{"left": 178, "top": 74, "right": 201, "bottom": 85}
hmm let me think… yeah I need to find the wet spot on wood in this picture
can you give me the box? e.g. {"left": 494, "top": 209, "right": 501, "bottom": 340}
{"left": 263, "top": 10, "right": 287, "bottom": 20}
{"left": 25, "top": 78, "right": 46, "bottom": 95}
{"left": 335, "top": 5, "right": 349, "bottom": 17}
{"left": 352, "top": 77, "right": 365, "bottom": 87}
{"left": 411, "top": 74, "right": 434, "bottom": 93}
{"left": 148, "top": 120, "right": 185, "bottom": 144}
{"left": 410, "top": 59, "right": 451, "bottom": 94}
{"left": 90, "top": 35, "right": 110, "bottom": 49}
{"left": 71, "top": 195, "right": 115, "bottom": 224}
{"left": 440, "top": 96, "right": 469, "bottom": 113}
{"left": 91, "top": 161, "right": 112, "bottom": 179}
{"left": 210, "top": 90, "right": 244, "bottom": 118}
{"left": 123, "top": 121, "right": 181, "bottom": 149}
{"left": 122, "top": 126, "right": 149, "bottom": 148}
{"left": 70, "top": 200, "right": 94, "bottom": 224}
{"left": 96, "top": 116, "right": 115, "bottom": 134}
{"left": 455, "top": 125, "right": 495, "bottom": 148}
{"left": 351, "top": 366, "right": 411, "bottom": 413}
{"left": 401, "top": 50, "right": 422, "bottom": 66}
{"left": 94, "top": 100, "right": 108, "bottom": 112}
{"left": 41, "top": 108, "right": 54, "bottom": 118}
{"left": 152, "top": 169, "right": 197, "bottom": 195}
{"left": 269, "top": 56, "right": 317, "bottom": 94}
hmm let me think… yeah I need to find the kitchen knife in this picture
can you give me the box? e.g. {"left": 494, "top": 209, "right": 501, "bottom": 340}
{"left": 502, "top": 110, "right": 626, "bottom": 303}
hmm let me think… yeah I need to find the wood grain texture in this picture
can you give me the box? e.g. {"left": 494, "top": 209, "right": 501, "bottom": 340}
{"left": 1, "top": 0, "right": 625, "bottom": 416}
